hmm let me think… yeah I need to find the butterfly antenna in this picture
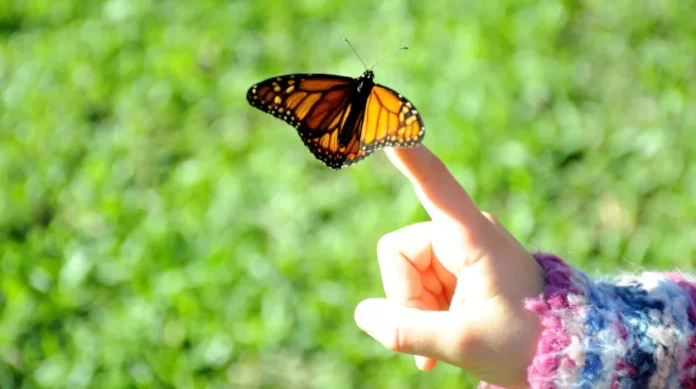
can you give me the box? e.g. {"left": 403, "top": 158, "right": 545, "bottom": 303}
{"left": 343, "top": 38, "right": 368, "bottom": 71}
{"left": 370, "top": 46, "right": 408, "bottom": 70}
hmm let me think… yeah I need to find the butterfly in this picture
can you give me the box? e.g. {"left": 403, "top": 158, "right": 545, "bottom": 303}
{"left": 246, "top": 42, "right": 426, "bottom": 169}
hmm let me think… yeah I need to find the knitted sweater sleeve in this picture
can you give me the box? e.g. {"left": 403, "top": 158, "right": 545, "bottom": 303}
{"left": 481, "top": 253, "right": 696, "bottom": 389}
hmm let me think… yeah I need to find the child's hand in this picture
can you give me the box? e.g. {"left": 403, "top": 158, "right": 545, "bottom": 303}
{"left": 354, "top": 146, "right": 545, "bottom": 389}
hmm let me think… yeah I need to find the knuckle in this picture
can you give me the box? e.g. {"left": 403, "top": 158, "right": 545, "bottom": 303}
{"left": 452, "top": 327, "right": 476, "bottom": 355}
{"left": 388, "top": 314, "right": 409, "bottom": 353}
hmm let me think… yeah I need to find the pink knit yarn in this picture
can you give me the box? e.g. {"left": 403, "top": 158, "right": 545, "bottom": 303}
{"left": 522, "top": 253, "right": 582, "bottom": 389}
{"left": 666, "top": 273, "right": 696, "bottom": 388}
{"left": 479, "top": 254, "right": 696, "bottom": 388}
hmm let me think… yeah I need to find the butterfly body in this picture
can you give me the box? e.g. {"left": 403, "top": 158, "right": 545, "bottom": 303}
{"left": 247, "top": 69, "right": 425, "bottom": 169}
{"left": 338, "top": 70, "right": 374, "bottom": 148}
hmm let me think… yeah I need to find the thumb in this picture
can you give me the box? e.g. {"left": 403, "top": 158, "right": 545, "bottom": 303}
{"left": 354, "top": 298, "right": 459, "bottom": 362}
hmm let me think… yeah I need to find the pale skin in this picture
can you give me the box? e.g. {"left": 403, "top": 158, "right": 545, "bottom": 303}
{"left": 354, "top": 145, "right": 546, "bottom": 389}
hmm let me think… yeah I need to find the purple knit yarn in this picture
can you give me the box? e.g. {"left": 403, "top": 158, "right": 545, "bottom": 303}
{"left": 523, "top": 253, "right": 583, "bottom": 389}
{"left": 479, "top": 253, "right": 696, "bottom": 388}
{"left": 666, "top": 273, "right": 696, "bottom": 388}
{"left": 479, "top": 253, "right": 581, "bottom": 389}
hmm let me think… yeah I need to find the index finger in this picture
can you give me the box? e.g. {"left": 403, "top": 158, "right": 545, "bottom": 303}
{"left": 386, "top": 146, "right": 482, "bottom": 226}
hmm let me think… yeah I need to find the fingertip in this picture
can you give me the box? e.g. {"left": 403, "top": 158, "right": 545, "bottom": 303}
{"left": 354, "top": 299, "right": 402, "bottom": 352}
{"left": 386, "top": 146, "right": 481, "bottom": 228}
{"left": 385, "top": 145, "right": 433, "bottom": 180}
{"left": 385, "top": 145, "right": 427, "bottom": 159}
{"left": 354, "top": 298, "right": 380, "bottom": 333}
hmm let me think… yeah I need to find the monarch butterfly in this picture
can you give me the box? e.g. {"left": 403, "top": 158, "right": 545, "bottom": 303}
{"left": 246, "top": 40, "right": 426, "bottom": 169}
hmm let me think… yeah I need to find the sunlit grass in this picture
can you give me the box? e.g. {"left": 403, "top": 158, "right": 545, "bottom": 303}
{"left": 1, "top": 0, "right": 695, "bottom": 387}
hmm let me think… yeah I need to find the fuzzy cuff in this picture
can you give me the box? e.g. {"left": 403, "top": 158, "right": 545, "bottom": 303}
{"left": 481, "top": 253, "right": 696, "bottom": 389}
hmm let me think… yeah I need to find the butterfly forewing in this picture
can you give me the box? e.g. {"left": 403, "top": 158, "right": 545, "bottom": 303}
{"left": 359, "top": 84, "right": 425, "bottom": 153}
{"left": 247, "top": 74, "right": 353, "bottom": 133}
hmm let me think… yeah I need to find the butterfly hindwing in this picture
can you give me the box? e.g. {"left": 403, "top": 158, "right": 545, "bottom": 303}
{"left": 304, "top": 111, "right": 374, "bottom": 169}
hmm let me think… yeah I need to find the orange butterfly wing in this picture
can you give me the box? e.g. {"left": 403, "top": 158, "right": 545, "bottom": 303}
{"left": 247, "top": 72, "right": 426, "bottom": 169}
{"left": 247, "top": 74, "right": 373, "bottom": 169}
{"left": 359, "top": 84, "right": 426, "bottom": 153}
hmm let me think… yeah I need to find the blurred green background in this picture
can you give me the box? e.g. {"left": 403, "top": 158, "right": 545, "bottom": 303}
{"left": 1, "top": 0, "right": 695, "bottom": 388}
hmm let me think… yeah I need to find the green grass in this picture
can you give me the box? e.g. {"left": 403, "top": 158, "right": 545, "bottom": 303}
{"left": 1, "top": 0, "right": 695, "bottom": 388}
